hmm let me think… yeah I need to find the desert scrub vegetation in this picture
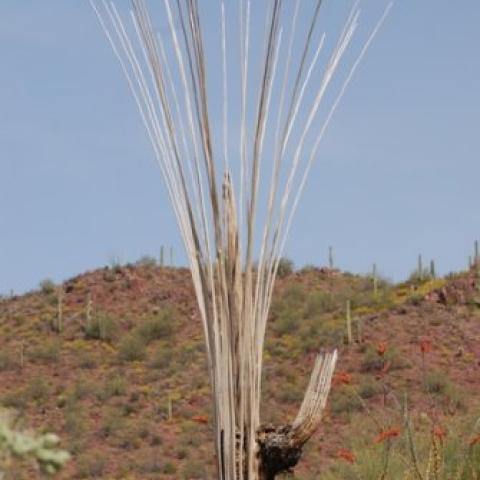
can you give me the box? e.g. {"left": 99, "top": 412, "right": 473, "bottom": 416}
{"left": 268, "top": 273, "right": 395, "bottom": 355}
{"left": 0, "top": 351, "right": 14, "bottom": 371}
{"left": 320, "top": 412, "right": 480, "bottom": 480}
{"left": 118, "top": 333, "right": 147, "bottom": 362}
{"left": 360, "top": 344, "right": 411, "bottom": 373}
{"left": 135, "top": 309, "right": 175, "bottom": 343}
{"left": 424, "top": 370, "right": 467, "bottom": 413}
{"left": 30, "top": 339, "right": 61, "bottom": 364}
{"left": 39, "top": 278, "right": 56, "bottom": 295}
{"left": 276, "top": 257, "right": 295, "bottom": 278}
{"left": 83, "top": 313, "right": 116, "bottom": 342}
{"left": 135, "top": 255, "right": 158, "bottom": 267}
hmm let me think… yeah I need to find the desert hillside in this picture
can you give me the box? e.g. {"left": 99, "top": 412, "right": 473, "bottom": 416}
{"left": 1, "top": 261, "right": 479, "bottom": 479}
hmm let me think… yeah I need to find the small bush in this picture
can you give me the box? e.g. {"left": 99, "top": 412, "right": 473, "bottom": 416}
{"left": 76, "top": 452, "right": 106, "bottom": 478}
{"left": 162, "top": 462, "right": 177, "bottom": 474}
{"left": 357, "top": 378, "right": 380, "bottom": 399}
{"left": 408, "top": 268, "right": 434, "bottom": 285}
{"left": 39, "top": 278, "right": 56, "bottom": 294}
{"left": 182, "top": 461, "right": 207, "bottom": 479}
{"left": 69, "top": 379, "right": 93, "bottom": 402}
{"left": 298, "top": 264, "right": 318, "bottom": 274}
{"left": 99, "top": 409, "right": 126, "bottom": 439}
{"left": 1, "top": 388, "right": 27, "bottom": 409}
{"left": 360, "top": 345, "right": 409, "bottom": 373}
{"left": 278, "top": 382, "right": 305, "bottom": 404}
{"left": 136, "top": 310, "right": 174, "bottom": 343}
{"left": 304, "top": 291, "right": 338, "bottom": 315}
{"left": 118, "top": 334, "right": 146, "bottom": 362}
{"left": 136, "top": 255, "right": 157, "bottom": 267}
{"left": 330, "top": 387, "right": 362, "bottom": 416}
{"left": 30, "top": 340, "right": 61, "bottom": 364}
{"left": 77, "top": 351, "right": 97, "bottom": 369}
{"left": 104, "top": 375, "right": 127, "bottom": 398}
{"left": 0, "top": 350, "right": 13, "bottom": 371}
{"left": 26, "top": 377, "right": 50, "bottom": 402}
{"left": 271, "top": 285, "right": 306, "bottom": 336}
{"left": 425, "top": 370, "right": 450, "bottom": 395}
{"left": 84, "top": 314, "right": 116, "bottom": 342}
{"left": 64, "top": 404, "right": 85, "bottom": 436}
{"left": 149, "top": 347, "right": 173, "bottom": 369}
{"left": 422, "top": 371, "right": 466, "bottom": 412}
{"left": 276, "top": 257, "right": 294, "bottom": 278}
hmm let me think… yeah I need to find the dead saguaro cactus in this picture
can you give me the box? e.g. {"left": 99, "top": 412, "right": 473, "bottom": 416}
{"left": 90, "top": 1, "right": 391, "bottom": 478}
{"left": 258, "top": 351, "right": 337, "bottom": 479}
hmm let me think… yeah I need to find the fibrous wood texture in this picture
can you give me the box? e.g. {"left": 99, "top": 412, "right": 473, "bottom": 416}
{"left": 90, "top": 1, "right": 392, "bottom": 478}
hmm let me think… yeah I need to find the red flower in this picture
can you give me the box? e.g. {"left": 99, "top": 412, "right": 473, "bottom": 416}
{"left": 333, "top": 371, "right": 353, "bottom": 386}
{"left": 335, "top": 449, "right": 355, "bottom": 463}
{"left": 420, "top": 340, "right": 432, "bottom": 354}
{"left": 192, "top": 415, "right": 208, "bottom": 424}
{"left": 374, "top": 427, "right": 401, "bottom": 443}
{"left": 433, "top": 426, "right": 446, "bottom": 440}
{"left": 470, "top": 435, "right": 480, "bottom": 447}
{"left": 376, "top": 342, "right": 387, "bottom": 357}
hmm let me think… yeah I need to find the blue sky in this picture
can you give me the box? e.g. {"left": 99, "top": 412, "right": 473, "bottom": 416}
{"left": 1, "top": 1, "right": 479, "bottom": 294}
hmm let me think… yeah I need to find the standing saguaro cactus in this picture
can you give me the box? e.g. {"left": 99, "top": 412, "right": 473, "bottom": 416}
{"left": 328, "top": 246, "right": 334, "bottom": 270}
{"left": 55, "top": 287, "right": 64, "bottom": 333}
{"left": 90, "top": 1, "right": 392, "bottom": 478}
{"left": 372, "top": 262, "right": 378, "bottom": 297}
{"left": 345, "top": 299, "right": 353, "bottom": 345}
{"left": 418, "top": 254, "right": 424, "bottom": 281}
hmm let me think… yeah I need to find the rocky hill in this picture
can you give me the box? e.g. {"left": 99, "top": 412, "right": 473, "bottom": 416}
{"left": 1, "top": 262, "right": 479, "bottom": 479}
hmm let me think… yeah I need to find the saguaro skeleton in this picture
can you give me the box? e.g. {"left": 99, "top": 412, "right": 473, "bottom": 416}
{"left": 90, "top": 1, "right": 392, "bottom": 478}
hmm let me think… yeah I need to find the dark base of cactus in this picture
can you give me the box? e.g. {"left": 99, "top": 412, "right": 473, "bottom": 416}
{"left": 257, "top": 424, "right": 303, "bottom": 480}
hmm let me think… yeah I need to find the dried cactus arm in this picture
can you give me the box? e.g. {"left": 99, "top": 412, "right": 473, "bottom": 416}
{"left": 291, "top": 350, "right": 338, "bottom": 445}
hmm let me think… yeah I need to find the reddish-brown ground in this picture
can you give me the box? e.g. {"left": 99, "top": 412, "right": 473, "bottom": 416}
{"left": 0, "top": 264, "right": 479, "bottom": 479}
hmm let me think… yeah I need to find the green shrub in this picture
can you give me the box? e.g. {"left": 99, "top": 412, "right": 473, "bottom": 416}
{"left": 99, "top": 409, "right": 125, "bottom": 439}
{"left": 136, "top": 255, "right": 157, "bottom": 267}
{"left": 162, "top": 462, "right": 177, "bottom": 474}
{"left": 148, "top": 347, "right": 173, "bottom": 369}
{"left": 330, "top": 386, "right": 362, "bottom": 417}
{"left": 271, "top": 285, "right": 306, "bottom": 336}
{"left": 69, "top": 379, "right": 93, "bottom": 402}
{"left": 304, "top": 291, "right": 338, "bottom": 315}
{"left": 26, "top": 377, "right": 50, "bottom": 403}
{"left": 104, "top": 375, "right": 127, "bottom": 398}
{"left": 357, "top": 378, "right": 381, "bottom": 399}
{"left": 39, "top": 279, "right": 56, "bottom": 295}
{"left": 181, "top": 461, "right": 207, "bottom": 479}
{"left": 64, "top": 404, "right": 85, "bottom": 436}
{"left": 278, "top": 382, "right": 305, "bottom": 404}
{"left": 136, "top": 311, "right": 174, "bottom": 343}
{"left": 360, "top": 345, "right": 409, "bottom": 373}
{"left": 424, "top": 371, "right": 466, "bottom": 412}
{"left": 84, "top": 314, "right": 116, "bottom": 342}
{"left": 276, "top": 257, "right": 294, "bottom": 278}
{"left": 425, "top": 370, "right": 450, "bottom": 395}
{"left": 408, "top": 268, "right": 434, "bottom": 285}
{"left": 298, "top": 264, "right": 318, "bottom": 274}
{"left": 30, "top": 340, "right": 61, "bottom": 364}
{"left": 321, "top": 414, "right": 480, "bottom": 480}
{"left": 0, "top": 351, "right": 13, "bottom": 371}
{"left": 118, "top": 334, "right": 146, "bottom": 362}
{"left": 1, "top": 389, "right": 27, "bottom": 410}
{"left": 76, "top": 452, "right": 106, "bottom": 478}
{"left": 77, "top": 351, "right": 97, "bottom": 369}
